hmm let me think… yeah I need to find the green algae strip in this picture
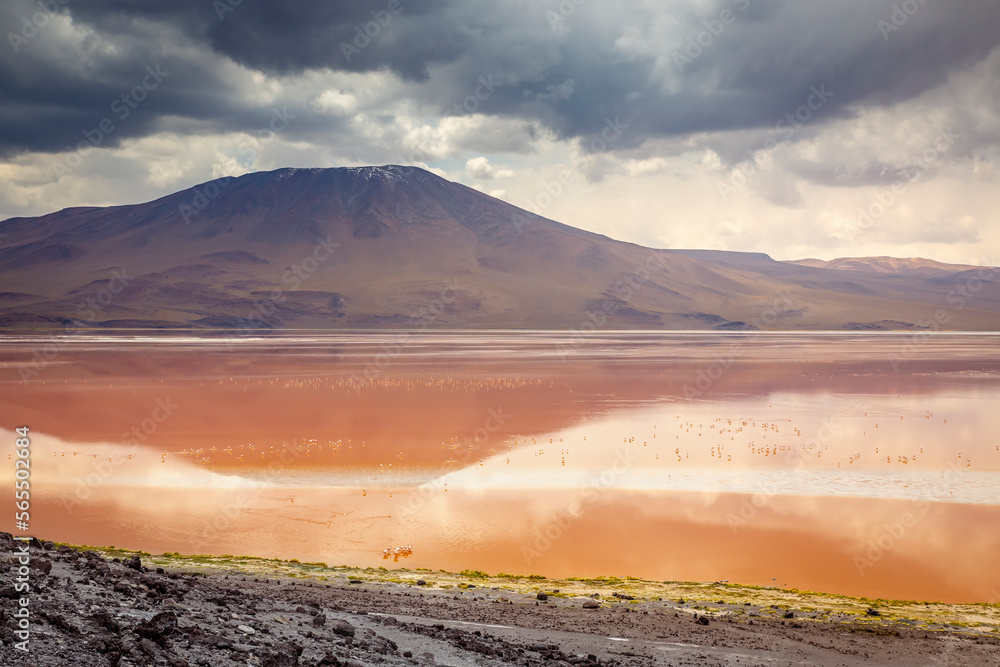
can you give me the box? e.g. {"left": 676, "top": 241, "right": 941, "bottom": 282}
{"left": 63, "top": 543, "right": 1000, "bottom": 636}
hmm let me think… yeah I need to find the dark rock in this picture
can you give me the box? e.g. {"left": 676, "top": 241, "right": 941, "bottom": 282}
{"left": 92, "top": 610, "right": 122, "bottom": 633}
{"left": 536, "top": 592, "right": 548, "bottom": 601}
{"left": 87, "top": 634, "right": 124, "bottom": 656}
{"left": 135, "top": 610, "right": 178, "bottom": 645}
{"left": 696, "top": 616, "right": 710, "bottom": 625}
{"left": 331, "top": 619, "right": 355, "bottom": 637}
{"left": 138, "top": 637, "right": 161, "bottom": 657}
{"left": 262, "top": 650, "right": 297, "bottom": 667}
{"left": 582, "top": 600, "right": 599, "bottom": 609}
{"left": 527, "top": 644, "right": 559, "bottom": 652}
{"left": 312, "top": 613, "right": 326, "bottom": 626}
{"left": 42, "top": 540, "right": 54, "bottom": 550}
{"left": 41, "top": 610, "right": 81, "bottom": 634}
{"left": 416, "top": 579, "right": 426, "bottom": 586}
{"left": 866, "top": 608, "right": 881, "bottom": 616}
{"left": 348, "top": 579, "right": 362, "bottom": 584}
{"left": 261, "top": 643, "right": 302, "bottom": 667}
{"left": 127, "top": 555, "right": 143, "bottom": 571}
{"left": 784, "top": 611, "right": 795, "bottom": 619}
{"left": 0, "top": 585, "right": 17, "bottom": 599}
{"left": 30, "top": 558, "right": 52, "bottom": 575}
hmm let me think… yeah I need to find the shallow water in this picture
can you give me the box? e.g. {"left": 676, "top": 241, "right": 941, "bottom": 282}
{"left": 2, "top": 332, "right": 999, "bottom": 602}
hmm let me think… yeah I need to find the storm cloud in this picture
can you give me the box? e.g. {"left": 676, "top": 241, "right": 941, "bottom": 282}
{"left": 1, "top": 0, "right": 998, "bottom": 263}
{"left": 3, "top": 0, "right": 998, "bottom": 154}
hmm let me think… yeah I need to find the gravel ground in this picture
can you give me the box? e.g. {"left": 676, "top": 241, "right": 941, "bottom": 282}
{"left": 1, "top": 533, "right": 998, "bottom": 666}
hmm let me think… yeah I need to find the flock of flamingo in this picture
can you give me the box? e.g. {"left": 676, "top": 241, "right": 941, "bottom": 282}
{"left": 20, "top": 407, "right": 993, "bottom": 475}
{"left": 382, "top": 545, "right": 414, "bottom": 561}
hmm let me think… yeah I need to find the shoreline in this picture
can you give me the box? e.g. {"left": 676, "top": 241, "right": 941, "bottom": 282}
{"left": 77, "top": 545, "right": 1000, "bottom": 627}
{"left": 4, "top": 535, "right": 998, "bottom": 666}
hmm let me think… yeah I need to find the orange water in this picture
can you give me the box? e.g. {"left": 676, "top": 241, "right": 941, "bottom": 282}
{"left": 2, "top": 332, "right": 998, "bottom": 602}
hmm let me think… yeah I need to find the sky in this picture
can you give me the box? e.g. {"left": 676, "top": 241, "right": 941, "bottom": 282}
{"left": 1, "top": 0, "right": 998, "bottom": 263}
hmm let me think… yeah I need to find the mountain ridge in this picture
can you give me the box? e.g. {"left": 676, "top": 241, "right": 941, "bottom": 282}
{"left": 0, "top": 165, "right": 998, "bottom": 331}
{"left": 786, "top": 256, "right": 985, "bottom": 276}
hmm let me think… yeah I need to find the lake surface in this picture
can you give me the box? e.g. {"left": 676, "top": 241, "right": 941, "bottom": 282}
{"left": 2, "top": 332, "right": 999, "bottom": 603}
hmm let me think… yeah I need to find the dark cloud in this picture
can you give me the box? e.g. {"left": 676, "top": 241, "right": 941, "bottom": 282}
{"left": 0, "top": 0, "right": 998, "bottom": 159}
{"left": 61, "top": 0, "right": 466, "bottom": 79}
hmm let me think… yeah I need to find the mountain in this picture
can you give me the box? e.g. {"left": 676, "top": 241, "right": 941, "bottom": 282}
{"left": 0, "top": 165, "right": 998, "bottom": 331}
{"left": 787, "top": 256, "right": 982, "bottom": 276}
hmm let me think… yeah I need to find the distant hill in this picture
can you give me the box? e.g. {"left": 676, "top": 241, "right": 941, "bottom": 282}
{"left": 787, "top": 256, "right": 984, "bottom": 276}
{"left": 0, "top": 166, "right": 997, "bottom": 330}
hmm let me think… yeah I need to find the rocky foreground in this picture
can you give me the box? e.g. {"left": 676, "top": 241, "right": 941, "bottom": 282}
{"left": 2, "top": 534, "right": 999, "bottom": 666}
